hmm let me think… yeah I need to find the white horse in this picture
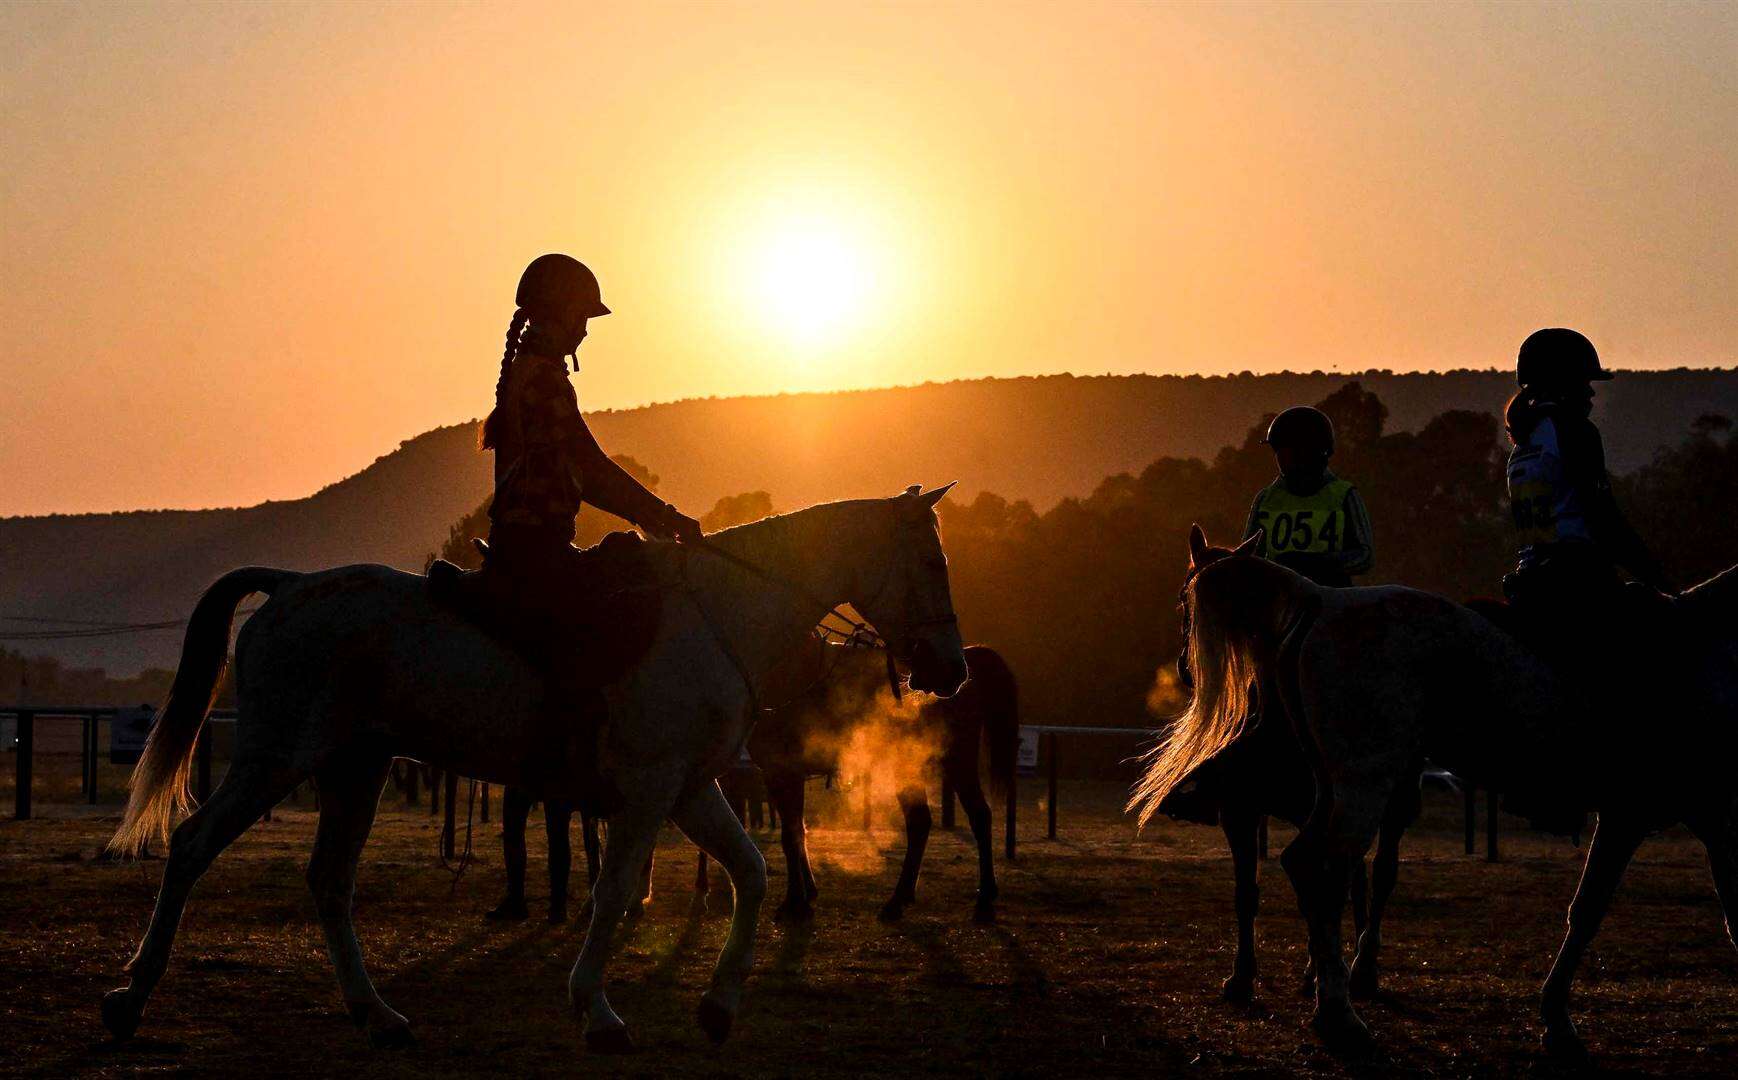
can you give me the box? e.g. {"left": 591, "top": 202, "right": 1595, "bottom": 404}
{"left": 1134, "top": 528, "right": 1738, "bottom": 1060}
{"left": 103, "top": 487, "right": 967, "bottom": 1053}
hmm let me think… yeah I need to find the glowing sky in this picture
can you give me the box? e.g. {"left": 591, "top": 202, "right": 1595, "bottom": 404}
{"left": 2, "top": 1, "right": 1733, "bottom": 515}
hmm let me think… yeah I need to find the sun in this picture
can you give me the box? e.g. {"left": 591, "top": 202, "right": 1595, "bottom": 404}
{"left": 751, "top": 216, "right": 878, "bottom": 349}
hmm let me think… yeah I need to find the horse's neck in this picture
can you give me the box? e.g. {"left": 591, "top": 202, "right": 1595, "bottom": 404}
{"left": 694, "top": 503, "right": 866, "bottom": 694}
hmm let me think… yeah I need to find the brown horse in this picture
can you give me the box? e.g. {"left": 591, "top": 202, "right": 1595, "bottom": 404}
{"left": 1158, "top": 526, "right": 1419, "bottom": 1002}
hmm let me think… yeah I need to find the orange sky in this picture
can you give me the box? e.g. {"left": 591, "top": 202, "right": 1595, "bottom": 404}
{"left": 2, "top": 1, "right": 1733, "bottom": 516}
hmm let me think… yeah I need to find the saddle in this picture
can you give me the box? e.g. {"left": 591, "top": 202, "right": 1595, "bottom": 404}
{"left": 427, "top": 530, "right": 663, "bottom": 816}
{"left": 428, "top": 530, "right": 663, "bottom": 689}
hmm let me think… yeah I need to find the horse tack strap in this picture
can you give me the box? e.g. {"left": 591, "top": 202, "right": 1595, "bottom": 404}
{"left": 677, "top": 546, "right": 761, "bottom": 716}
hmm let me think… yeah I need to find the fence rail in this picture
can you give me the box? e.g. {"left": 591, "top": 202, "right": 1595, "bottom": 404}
{"left": 4, "top": 706, "right": 1506, "bottom": 861}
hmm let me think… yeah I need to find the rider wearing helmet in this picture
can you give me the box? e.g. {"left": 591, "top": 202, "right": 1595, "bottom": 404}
{"left": 438, "top": 254, "right": 705, "bottom": 813}
{"left": 1243, "top": 405, "right": 1375, "bottom": 588}
{"left": 1503, "top": 328, "right": 1671, "bottom": 629}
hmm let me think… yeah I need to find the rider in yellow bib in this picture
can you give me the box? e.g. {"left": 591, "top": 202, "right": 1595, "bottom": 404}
{"left": 1244, "top": 406, "right": 1374, "bottom": 588}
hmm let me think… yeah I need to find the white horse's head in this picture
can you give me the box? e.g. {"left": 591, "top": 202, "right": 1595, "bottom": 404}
{"left": 850, "top": 484, "right": 968, "bottom": 697}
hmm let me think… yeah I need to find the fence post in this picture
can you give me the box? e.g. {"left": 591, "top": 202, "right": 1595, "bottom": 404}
{"left": 84, "top": 715, "right": 99, "bottom": 804}
{"left": 429, "top": 768, "right": 441, "bottom": 817}
{"left": 442, "top": 773, "right": 459, "bottom": 861}
{"left": 15, "top": 711, "right": 34, "bottom": 820}
{"left": 940, "top": 776, "right": 956, "bottom": 830}
{"left": 1004, "top": 771, "right": 1017, "bottom": 862}
{"left": 861, "top": 773, "right": 873, "bottom": 831}
{"left": 1045, "top": 731, "right": 1058, "bottom": 840}
{"left": 1486, "top": 788, "right": 1500, "bottom": 863}
{"left": 196, "top": 728, "right": 213, "bottom": 803}
{"left": 1464, "top": 785, "right": 1476, "bottom": 856}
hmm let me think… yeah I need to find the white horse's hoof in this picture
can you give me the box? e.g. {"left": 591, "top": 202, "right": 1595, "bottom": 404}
{"left": 697, "top": 994, "right": 734, "bottom": 1044}
{"left": 585, "top": 1023, "right": 635, "bottom": 1054}
{"left": 101, "top": 987, "right": 141, "bottom": 1041}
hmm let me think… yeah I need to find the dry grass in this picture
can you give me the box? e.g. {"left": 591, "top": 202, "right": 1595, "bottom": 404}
{"left": 2, "top": 776, "right": 1735, "bottom": 1078}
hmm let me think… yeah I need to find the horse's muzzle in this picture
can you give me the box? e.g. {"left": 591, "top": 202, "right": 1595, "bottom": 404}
{"left": 908, "top": 638, "right": 968, "bottom": 697}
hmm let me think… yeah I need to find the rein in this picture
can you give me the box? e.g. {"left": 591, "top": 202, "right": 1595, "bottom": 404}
{"left": 678, "top": 534, "right": 941, "bottom": 713}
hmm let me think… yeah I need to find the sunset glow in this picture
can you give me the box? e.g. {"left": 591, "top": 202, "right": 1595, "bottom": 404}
{"left": 1, "top": 2, "right": 1733, "bottom": 516}
{"left": 750, "top": 217, "right": 878, "bottom": 351}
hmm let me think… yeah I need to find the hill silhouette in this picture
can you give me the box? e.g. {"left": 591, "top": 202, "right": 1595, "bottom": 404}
{"left": 4, "top": 368, "right": 1734, "bottom": 675}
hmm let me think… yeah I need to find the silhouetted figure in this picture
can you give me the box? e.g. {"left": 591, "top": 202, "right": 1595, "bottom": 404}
{"left": 430, "top": 254, "right": 705, "bottom": 811}
{"left": 1500, "top": 328, "right": 1674, "bottom": 833}
{"left": 1503, "top": 327, "right": 1673, "bottom": 618}
{"left": 1244, "top": 405, "right": 1374, "bottom": 588}
{"left": 485, "top": 790, "right": 580, "bottom": 923}
{"left": 1168, "top": 404, "right": 1377, "bottom": 824}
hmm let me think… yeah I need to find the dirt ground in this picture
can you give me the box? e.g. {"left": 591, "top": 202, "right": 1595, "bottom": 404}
{"left": 3, "top": 763, "right": 1736, "bottom": 1079}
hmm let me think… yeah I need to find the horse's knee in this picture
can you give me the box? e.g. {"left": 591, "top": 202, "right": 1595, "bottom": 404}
{"left": 735, "top": 848, "right": 768, "bottom": 904}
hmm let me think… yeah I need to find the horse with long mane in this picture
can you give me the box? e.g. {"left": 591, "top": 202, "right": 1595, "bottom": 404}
{"left": 101, "top": 488, "right": 967, "bottom": 1053}
{"left": 691, "top": 641, "right": 1018, "bottom": 924}
{"left": 1153, "top": 526, "right": 1419, "bottom": 1003}
{"left": 1133, "top": 526, "right": 1738, "bottom": 1060}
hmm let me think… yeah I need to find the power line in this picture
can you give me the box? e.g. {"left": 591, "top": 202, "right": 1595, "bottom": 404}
{"left": 0, "top": 608, "right": 260, "bottom": 642}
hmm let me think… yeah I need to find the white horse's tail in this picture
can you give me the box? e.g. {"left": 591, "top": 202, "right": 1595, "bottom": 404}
{"left": 1129, "top": 559, "right": 1316, "bottom": 829}
{"left": 108, "top": 567, "right": 298, "bottom": 856}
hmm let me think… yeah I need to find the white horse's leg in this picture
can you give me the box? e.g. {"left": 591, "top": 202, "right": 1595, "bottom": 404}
{"left": 307, "top": 753, "right": 406, "bottom": 1047}
{"left": 568, "top": 795, "right": 669, "bottom": 1053}
{"left": 670, "top": 779, "right": 768, "bottom": 1044}
{"left": 103, "top": 760, "right": 302, "bottom": 1040}
{"left": 1539, "top": 815, "right": 1645, "bottom": 1061}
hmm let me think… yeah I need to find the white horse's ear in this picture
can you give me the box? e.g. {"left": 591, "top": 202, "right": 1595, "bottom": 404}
{"left": 918, "top": 482, "right": 957, "bottom": 509}
{"left": 1232, "top": 529, "right": 1262, "bottom": 558}
{"left": 1188, "top": 524, "right": 1208, "bottom": 566}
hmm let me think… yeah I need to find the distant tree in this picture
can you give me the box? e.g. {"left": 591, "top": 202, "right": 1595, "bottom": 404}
{"left": 701, "top": 491, "right": 774, "bottom": 533}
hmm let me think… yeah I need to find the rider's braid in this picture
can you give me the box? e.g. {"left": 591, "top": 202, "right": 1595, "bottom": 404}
{"left": 478, "top": 308, "right": 529, "bottom": 450}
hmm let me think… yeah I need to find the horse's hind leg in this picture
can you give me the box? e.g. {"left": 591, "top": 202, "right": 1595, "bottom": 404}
{"left": 1539, "top": 816, "right": 1644, "bottom": 1062}
{"left": 1349, "top": 796, "right": 1410, "bottom": 999}
{"left": 103, "top": 760, "right": 303, "bottom": 1041}
{"left": 669, "top": 779, "right": 768, "bottom": 1044}
{"left": 569, "top": 793, "right": 671, "bottom": 1053}
{"left": 949, "top": 751, "right": 999, "bottom": 924}
{"left": 306, "top": 753, "right": 405, "bottom": 1047}
{"left": 1220, "top": 802, "right": 1262, "bottom": 1004}
{"left": 879, "top": 785, "right": 932, "bottom": 923}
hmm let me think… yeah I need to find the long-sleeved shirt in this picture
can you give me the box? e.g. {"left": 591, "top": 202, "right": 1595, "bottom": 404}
{"left": 1242, "top": 469, "right": 1375, "bottom": 587}
{"left": 488, "top": 353, "right": 665, "bottom": 540}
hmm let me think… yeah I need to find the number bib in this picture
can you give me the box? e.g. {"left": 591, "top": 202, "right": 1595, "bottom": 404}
{"left": 1252, "top": 478, "right": 1352, "bottom": 555}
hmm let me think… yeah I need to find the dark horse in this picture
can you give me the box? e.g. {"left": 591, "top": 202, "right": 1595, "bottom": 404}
{"left": 490, "top": 642, "right": 1019, "bottom": 925}
{"left": 1158, "top": 527, "right": 1419, "bottom": 1002}
{"left": 718, "top": 642, "right": 1019, "bottom": 924}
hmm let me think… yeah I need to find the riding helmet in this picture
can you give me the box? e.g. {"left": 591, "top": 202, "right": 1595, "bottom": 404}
{"left": 1264, "top": 405, "right": 1335, "bottom": 456}
{"left": 1516, "top": 328, "right": 1610, "bottom": 389}
{"left": 516, "top": 254, "right": 611, "bottom": 321}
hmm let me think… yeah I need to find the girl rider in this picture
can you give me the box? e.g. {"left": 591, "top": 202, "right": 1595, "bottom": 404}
{"left": 1503, "top": 328, "right": 1673, "bottom": 633}
{"left": 452, "top": 254, "right": 704, "bottom": 810}
{"left": 1244, "top": 405, "right": 1374, "bottom": 588}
